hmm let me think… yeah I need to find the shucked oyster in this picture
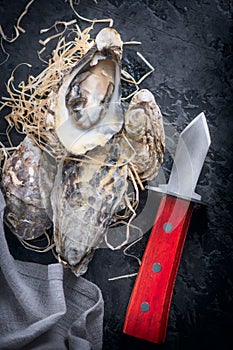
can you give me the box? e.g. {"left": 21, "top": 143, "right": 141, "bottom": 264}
{"left": 49, "top": 27, "right": 124, "bottom": 155}
{"left": 1, "top": 136, "right": 56, "bottom": 240}
{"left": 122, "top": 89, "right": 165, "bottom": 180}
{"left": 51, "top": 140, "right": 128, "bottom": 275}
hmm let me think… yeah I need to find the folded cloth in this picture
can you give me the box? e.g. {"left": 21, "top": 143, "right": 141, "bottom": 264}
{"left": 0, "top": 190, "right": 104, "bottom": 350}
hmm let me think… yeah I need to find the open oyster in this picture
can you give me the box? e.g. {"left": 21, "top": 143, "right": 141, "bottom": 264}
{"left": 1, "top": 136, "right": 56, "bottom": 240}
{"left": 50, "top": 27, "right": 124, "bottom": 155}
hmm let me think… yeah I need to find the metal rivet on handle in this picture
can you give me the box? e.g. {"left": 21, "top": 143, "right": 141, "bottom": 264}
{"left": 152, "top": 262, "right": 162, "bottom": 273}
{"left": 140, "top": 302, "right": 150, "bottom": 312}
{"left": 163, "top": 222, "right": 173, "bottom": 233}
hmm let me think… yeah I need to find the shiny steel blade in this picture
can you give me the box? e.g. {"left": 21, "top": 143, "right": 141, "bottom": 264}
{"left": 159, "top": 112, "right": 211, "bottom": 201}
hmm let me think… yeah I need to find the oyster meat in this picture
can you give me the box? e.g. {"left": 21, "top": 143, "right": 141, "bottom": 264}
{"left": 50, "top": 27, "right": 124, "bottom": 155}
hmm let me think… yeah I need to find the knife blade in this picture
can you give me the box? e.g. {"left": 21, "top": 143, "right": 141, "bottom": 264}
{"left": 123, "top": 112, "right": 211, "bottom": 344}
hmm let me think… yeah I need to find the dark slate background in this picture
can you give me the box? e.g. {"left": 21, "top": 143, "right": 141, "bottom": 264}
{"left": 0, "top": 1, "right": 232, "bottom": 349}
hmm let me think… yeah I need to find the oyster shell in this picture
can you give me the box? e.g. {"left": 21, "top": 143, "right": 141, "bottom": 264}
{"left": 1, "top": 136, "right": 56, "bottom": 240}
{"left": 50, "top": 88, "right": 165, "bottom": 276}
{"left": 123, "top": 89, "right": 165, "bottom": 181}
{"left": 51, "top": 27, "right": 124, "bottom": 155}
{"left": 51, "top": 140, "right": 128, "bottom": 275}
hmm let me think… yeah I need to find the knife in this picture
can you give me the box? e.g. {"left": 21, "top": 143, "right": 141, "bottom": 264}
{"left": 123, "top": 112, "right": 211, "bottom": 343}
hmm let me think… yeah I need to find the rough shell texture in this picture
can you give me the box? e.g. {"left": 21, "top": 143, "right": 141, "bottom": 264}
{"left": 51, "top": 27, "right": 124, "bottom": 155}
{"left": 1, "top": 136, "right": 56, "bottom": 240}
{"left": 51, "top": 140, "right": 128, "bottom": 275}
{"left": 123, "top": 89, "right": 165, "bottom": 181}
{"left": 95, "top": 27, "right": 123, "bottom": 52}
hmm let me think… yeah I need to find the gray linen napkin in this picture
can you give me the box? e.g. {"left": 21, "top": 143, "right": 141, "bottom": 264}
{"left": 0, "top": 190, "right": 104, "bottom": 350}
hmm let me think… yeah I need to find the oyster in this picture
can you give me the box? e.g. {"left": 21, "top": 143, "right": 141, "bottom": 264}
{"left": 1, "top": 136, "right": 56, "bottom": 240}
{"left": 51, "top": 140, "right": 128, "bottom": 275}
{"left": 0, "top": 20, "right": 165, "bottom": 277}
{"left": 50, "top": 89, "right": 165, "bottom": 275}
{"left": 50, "top": 27, "right": 124, "bottom": 155}
{"left": 123, "top": 89, "right": 165, "bottom": 181}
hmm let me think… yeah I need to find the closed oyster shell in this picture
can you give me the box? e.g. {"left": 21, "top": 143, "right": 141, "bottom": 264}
{"left": 51, "top": 140, "right": 128, "bottom": 275}
{"left": 50, "top": 27, "right": 124, "bottom": 155}
{"left": 1, "top": 136, "right": 56, "bottom": 240}
{"left": 123, "top": 89, "right": 165, "bottom": 181}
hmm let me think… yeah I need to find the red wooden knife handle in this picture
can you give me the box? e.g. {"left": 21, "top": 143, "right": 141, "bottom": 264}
{"left": 123, "top": 194, "right": 194, "bottom": 343}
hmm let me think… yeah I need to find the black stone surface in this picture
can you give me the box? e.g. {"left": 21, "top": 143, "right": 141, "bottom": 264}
{"left": 0, "top": 1, "right": 233, "bottom": 349}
